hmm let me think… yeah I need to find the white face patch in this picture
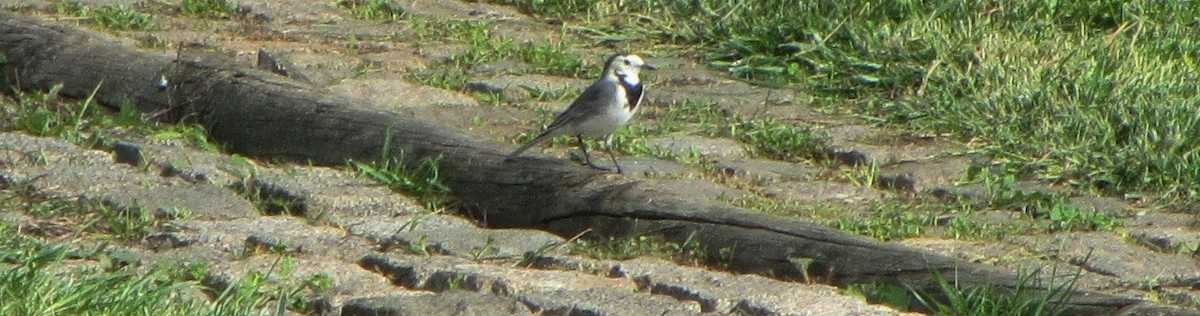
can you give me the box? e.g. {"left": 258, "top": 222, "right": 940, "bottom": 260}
{"left": 614, "top": 54, "right": 646, "bottom": 85}
{"left": 620, "top": 72, "right": 640, "bottom": 85}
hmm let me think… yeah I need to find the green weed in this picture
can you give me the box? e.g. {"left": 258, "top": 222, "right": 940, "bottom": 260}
{"left": 0, "top": 85, "right": 222, "bottom": 152}
{"left": 6, "top": 84, "right": 99, "bottom": 144}
{"left": 943, "top": 216, "right": 1004, "bottom": 241}
{"left": 94, "top": 202, "right": 155, "bottom": 242}
{"left": 181, "top": 0, "right": 244, "bottom": 19}
{"left": 1045, "top": 199, "right": 1119, "bottom": 232}
{"left": 56, "top": 2, "right": 156, "bottom": 31}
{"left": 3, "top": 186, "right": 157, "bottom": 242}
{"left": 568, "top": 234, "right": 705, "bottom": 265}
{"left": 336, "top": 0, "right": 406, "bottom": 21}
{"left": 0, "top": 241, "right": 190, "bottom": 315}
{"left": 913, "top": 265, "right": 1083, "bottom": 316}
{"left": 847, "top": 283, "right": 912, "bottom": 311}
{"left": 831, "top": 211, "right": 929, "bottom": 242}
{"left": 351, "top": 151, "right": 451, "bottom": 208}
{"left": 406, "top": 69, "right": 472, "bottom": 91}
{"left": 402, "top": 18, "right": 587, "bottom": 92}
{"left": 976, "top": 168, "right": 1121, "bottom": 232}
{"left": 728, "top": 118, "right": 829, "bottom": 162}
{"left": 0, "top": 224, "right": 316, "bottom": 315}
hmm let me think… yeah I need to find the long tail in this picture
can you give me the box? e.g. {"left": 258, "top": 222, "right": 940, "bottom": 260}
{"left": 506, "top": 129, "right": 560, "bottom": 160}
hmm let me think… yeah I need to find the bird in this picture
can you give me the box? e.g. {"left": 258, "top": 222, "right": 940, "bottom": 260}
{"left": 506, "top": 54, "right": 655, "bottom": 173}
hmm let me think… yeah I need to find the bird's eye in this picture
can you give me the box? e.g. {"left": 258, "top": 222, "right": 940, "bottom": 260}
{"left": 623, "top": 59, "right": 631, "bottom": 66}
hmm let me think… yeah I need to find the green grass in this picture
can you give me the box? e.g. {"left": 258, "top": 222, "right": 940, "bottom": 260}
{"left": 180, "top": 0, "right": 244, "bottom": 19}
{"left": 847, "top": 283, "right": 914, "bottom": 311}
{"left": 915, "top": 265, "right": 1082, "bottom": 316}
{"left": 728, "top": 118, "right": 829, "bottom": 161}
{"left": 335, "top": 0, "right": 406, "bottom": 21}
{"left": 403, "top": 19, "right": 588, "bottom": 91}
{"left": 975, "top": 167, "right": 1121, "bottom": 232}
{"left": 0, "top": 85, "right": 221, "bottom": 152}
{"left": 350, "top": 146, "right": 452, "bottom": 210}
{"left": 336, "top": 3, "right": 589, "bottom": 88}
{"left": 0, "top": 86, "right": 226, "bottom": 238}
{"left": 567, "top": 233, "right": 708, "bottom": 265}
{"left": 230, "top": 182, "right": 306, "bottom": 217}
{"left": 405, "top": 17, "right": 587, "bottom": 77}
{"left": 0, "top": 223, "right": 321, "bottom": 316}
{"left": 491, "top": 0, "right": 1200, "bottom": 201}
{"left": 636, "top": 101, "right": 829, "bottom": 162}
{"left": 2, "top": 186, "right": 159, "bottom": 242}
{"left": 849, "top": 264, "right": 1083, "bottom": 315}
{"left": 725, "top": 188, "right": 1114, "bottom": 242}
{"left": 55, "top": 2, "right": 157, "bottom": 31}
{"left": 345, "top": 13, "right": 592, "bottom": 96}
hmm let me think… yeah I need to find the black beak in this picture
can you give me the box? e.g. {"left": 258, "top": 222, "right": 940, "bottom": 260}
{"left": 643, "top": 64, "right": 658, "bottom": 70}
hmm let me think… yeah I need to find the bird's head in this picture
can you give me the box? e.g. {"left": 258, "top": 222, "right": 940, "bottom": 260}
{"left": 605, "top": 54, "right": 656, "bottom": 84}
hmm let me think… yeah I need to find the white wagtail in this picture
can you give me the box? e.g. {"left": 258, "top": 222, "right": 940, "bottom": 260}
{"left": 507, "top": 54, "right": 655, "bottom": 173}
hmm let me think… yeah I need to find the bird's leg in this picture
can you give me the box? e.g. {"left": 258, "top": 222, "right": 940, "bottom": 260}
{"left": 604, "top": 135, "right": 623, "bottom": 174}
{"left": 577, "top": 135, "right": 594, "bottom": 167}
{"left": 577, "top": 136, "right": 616, "bottom": 172}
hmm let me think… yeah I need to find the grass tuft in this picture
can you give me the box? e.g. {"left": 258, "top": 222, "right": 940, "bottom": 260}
{"left": 0, "top": 85, "right": 221, "bottom": 152}
{"left": 351, "top": 141, "right": 452, "bottom": 210}
{"left": 567, "top": 233, "right": 707, "bottom": 266}
{"left": 180, "top": 0, "right": 245, "bottom": 19}
{"left": 917, "top": 265, "right": 1080, "bottom": 316}
{"left": 728, "top": 118, "right": 829, "bottom": 161}
{"left": 336, "top": 0, "right": 406, "bottom": 21}
{"left": 56, "top": 2, "right": 157, "bottom": 31}
{"left": 976, "top": 168, "right": 1121, "bottom": 232}
{"left": 0, "top": 223, "right": 316, "bottom": 315}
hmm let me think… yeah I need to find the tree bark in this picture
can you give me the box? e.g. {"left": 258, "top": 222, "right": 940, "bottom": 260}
{"left": 0, "top": 13, "right": 1139, "bottom": 313}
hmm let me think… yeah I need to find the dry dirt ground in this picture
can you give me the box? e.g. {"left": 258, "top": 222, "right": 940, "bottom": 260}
{"left": 1, "top": 0, "right": 1199, "bottom": 315}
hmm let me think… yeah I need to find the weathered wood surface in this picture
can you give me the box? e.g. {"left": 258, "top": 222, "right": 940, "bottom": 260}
{"left": 0, "top": 13, "right": 1141, "bottom": 313}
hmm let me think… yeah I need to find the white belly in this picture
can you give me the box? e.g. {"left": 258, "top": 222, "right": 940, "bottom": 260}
{"left": 575, "top": 83, "right": 635, "bottom": 137}
{"left": 574, "top": 106, "right": 633, "bottom": 137}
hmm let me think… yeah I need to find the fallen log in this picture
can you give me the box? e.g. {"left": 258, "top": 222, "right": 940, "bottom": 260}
{"left": 0, "top": 12, "right": 1140, "bottom": 313}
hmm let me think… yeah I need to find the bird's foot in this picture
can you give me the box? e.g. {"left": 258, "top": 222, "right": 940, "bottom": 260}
{"left": 585, "top": 161, "right": 622, "bottom": 173}
{"left": 571, "top": 151, "right": 621, "bottom": 173}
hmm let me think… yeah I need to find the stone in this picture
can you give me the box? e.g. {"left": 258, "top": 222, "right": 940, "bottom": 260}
{"left": 654, "top": 178, "right": 750, "bottom": 202}
{"left": 877, "top": 156, "right": 976, "bottom": 193}
{"left": 622, "top": 258, "right": 903, "bottom": 315}
{"left": 330, "top": 77, "right": 478, "bottom": 108}
{"left": 763, "top": 180, "right": 888, "bottom": 206}
{"left": 619, "top": 156, "right": 698, "bottom": 179}
{"left": 345, "top": 215, "right": 564, "bottom": 259}
{"left": 149, "top": 216, "right": 369, "bottom": 259}
{"left": 342, "top": 292, "right": 532, "bottom": 316}
{"left": 1010, "top": 233, "right": 1200, "bottom": 287}
{"left": 452, "top": 264, "right": 700, "bottom": 315}
{"left": 6, "top": 164, "right": 256, "bottom": 220}
{"left": 206, "top": 255, "right": 401, "bottom": 314}
{"left": 824, "top": 125, "right": 963, "bottom": 166}
{"left": 715, "top": 158, "right": 817, "bottom": 184}
{"left": 249, "top": 167, "right": 427, "bottom": 222}
{"left": 0, "top": 133, "right": 113, "bottom": 166}
{"left": 649, "top": 58, "right": 797, "bottom": 118}
{"left": 465, "top": 74, "right": 587, "bottom": 102}
{"left": 646, "top": 135, "right": 746, "bottom": 161}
